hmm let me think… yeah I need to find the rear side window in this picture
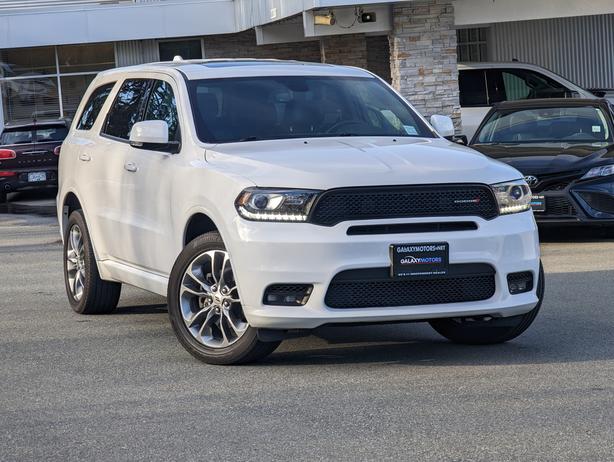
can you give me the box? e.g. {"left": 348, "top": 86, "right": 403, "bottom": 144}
{"left": 102, "top": 79, "right": 150, "bottom": 140}
{"left": 459, "top": 70, "right": 487, "bottom": 107}
{"left": 143, "top": 80, "right": 180, "bottom": 142}
{"left": 1, "top": 129, "right": 32, "bottom": 145}
{"left": 77, "top": 82, "right": 115, "bottom": 130}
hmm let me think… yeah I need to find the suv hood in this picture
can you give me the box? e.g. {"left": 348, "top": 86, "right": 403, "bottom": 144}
{"left": 206, "top": 137, "right": 521, "bottom": 190}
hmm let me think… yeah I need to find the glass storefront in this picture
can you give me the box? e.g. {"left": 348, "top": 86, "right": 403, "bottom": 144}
{"left": 0, "top": 43, "right": 115, "bottom": 125}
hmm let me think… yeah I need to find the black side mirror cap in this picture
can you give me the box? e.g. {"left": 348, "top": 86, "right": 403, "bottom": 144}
{"left": 444, "top": 135, "right": 468, "bottom": 145}
{"left": 130, "top": 140, "right": 181, "bottom": 154}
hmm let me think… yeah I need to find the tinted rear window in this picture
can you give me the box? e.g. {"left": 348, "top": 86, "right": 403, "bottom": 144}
{"left": 1, "top": 126, "right": 67, "bottom": 145}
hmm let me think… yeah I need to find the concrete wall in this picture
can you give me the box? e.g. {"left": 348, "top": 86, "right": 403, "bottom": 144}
{"left": 390, "top": 0, "right": 460, "bottom": 129}
{"left": 488, "top": 14, "right": 614, "bottom": 89}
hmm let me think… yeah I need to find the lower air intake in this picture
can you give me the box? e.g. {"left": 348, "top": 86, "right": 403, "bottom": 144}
{"left": 325, "top": 264, "right": 496, "bottom": 309}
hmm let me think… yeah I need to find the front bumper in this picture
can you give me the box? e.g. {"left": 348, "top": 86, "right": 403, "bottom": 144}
{"left": 226, "top": 212, "right": 541, "bottom": 329}
{"left": 533, "top": 176, "right": 614, "bottom": 224}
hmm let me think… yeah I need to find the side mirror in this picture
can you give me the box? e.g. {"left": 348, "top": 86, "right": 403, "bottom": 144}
{"left": 430, "top": 114, "right": 455, "bottom": 138}
{"left": 129, "top": 120, "right": 180, "bottom": 154}
{"left": 448, "top": 135, "right": 468, "bottom": 145}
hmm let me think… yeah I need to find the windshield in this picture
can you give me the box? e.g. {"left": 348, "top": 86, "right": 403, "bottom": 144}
{"left": 476, "top": 106, "right": 612, "bottom": 145}
{"left": 188, "top": 76, "right": 434, "bottom": 143}
{"left": 0, "top": 126, "right": 67, "bottom": 145}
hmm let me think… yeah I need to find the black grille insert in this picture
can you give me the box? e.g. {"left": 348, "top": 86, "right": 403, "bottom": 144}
{"left": 545, "top": 196, "right": 577, "bottom": 216}
{"left": 347, "top": 221, "right": 477, "bottom": 235}
{"left": 309, "top": 184, "right": 499, "bottom": 226}
{"left": 325, "top": 264, "right": 496, "bottom": 309}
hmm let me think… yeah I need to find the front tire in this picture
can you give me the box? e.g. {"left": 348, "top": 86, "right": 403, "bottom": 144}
{"left": 167, "top": 232, "right": 280, "bottom": 365}
{"left": 63, "top": 210, "right": 121, "bottom": 314}
{"left": 429, "top": 263, "right": 545, "bottom": 345}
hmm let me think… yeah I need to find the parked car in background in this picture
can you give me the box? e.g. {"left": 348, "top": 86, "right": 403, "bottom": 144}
{"left": 0, "top": 120, "right": 69, "bottom": 202}
{"left": 57, "top": 59, "right": 543, "bottom": 365}
{"left": 459, "top": 62, "right": 596, "bottom": 139}
{"left": 470, "top": 98, "right": 614, "bottom": 225}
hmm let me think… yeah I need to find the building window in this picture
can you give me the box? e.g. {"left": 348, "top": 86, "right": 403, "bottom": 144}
{"left": 457, "top": 28, "right": 489, "bottom": 62}
{"left": 159, "top": 39, "right": 203, "bottom": 62}
{"left": 0, "top": 43, "right": 115, "bottom": 125}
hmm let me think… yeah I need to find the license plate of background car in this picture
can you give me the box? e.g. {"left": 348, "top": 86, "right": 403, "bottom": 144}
{"left": 27, "top": 172, "right": 46, "bottom": 182}
{"left": 531, "top": 195, "right": 546, "bottom": 213}
{"left": 389, "top": 242, "right": 449, "bottom": 278}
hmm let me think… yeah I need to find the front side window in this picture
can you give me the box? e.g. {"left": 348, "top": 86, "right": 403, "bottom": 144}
{"left": 77, "top": 82, "right": 115, "bottom": 130}
{"left": 102, "top": 79, "right": 150, "bottom": 140}
{"left": 487, "top": 69, "right": 570, "bottom": 104}
{"left": 143, "top": 80, "right": 180, "bottom": 142}
{"left": 476, "top": 106, "right": 612, "bottom": 145}
{"left": 189, "top": 76, "right": 434, "bottom": 144}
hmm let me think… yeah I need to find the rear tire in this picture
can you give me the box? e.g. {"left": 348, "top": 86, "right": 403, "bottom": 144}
{"left": 429, "top": 263, "right": 544, "bottom": 345}
{"left": 167, "top": 231, "right": 280, "bottom": 365}
{"left": 63, "top": 210, "right": 121, "bottom": 314}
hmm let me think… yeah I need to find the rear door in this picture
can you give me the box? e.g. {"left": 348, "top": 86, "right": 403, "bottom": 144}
{"left": 77, "top": 78, "right": 151, "bottom": 262}
{"left": 458, "top": 69, "right": 490, "bottom": 139}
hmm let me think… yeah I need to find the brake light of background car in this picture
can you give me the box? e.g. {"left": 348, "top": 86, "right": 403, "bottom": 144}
{"left": 53, "top": 146, "right": 61, "bottom": 156}
{"left": 0, "top": 171, "right": 16, "bottom": 177}
{"left": 0, "top": 149, "right": 16, "bottom": 160}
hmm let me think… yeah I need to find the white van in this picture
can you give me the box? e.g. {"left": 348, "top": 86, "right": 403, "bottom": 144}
{"left": 459, "top": 62, "right": 595, "bottom": 139}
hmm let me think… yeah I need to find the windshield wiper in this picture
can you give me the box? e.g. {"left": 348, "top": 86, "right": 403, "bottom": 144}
{"left": 238, "top": 136, "right": 261, "bottom": 142}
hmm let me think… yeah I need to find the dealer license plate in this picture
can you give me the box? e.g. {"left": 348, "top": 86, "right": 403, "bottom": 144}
{"left": 390, "top": 242, "right": 449, "bottom": 278}
{"left": 531, "top": 195, "right": 546, "bottom": 213}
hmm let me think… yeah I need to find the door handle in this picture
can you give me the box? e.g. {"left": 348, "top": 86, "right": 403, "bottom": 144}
{"left": 124, "top": 161, "right": 138, "bottom": 173}
{"left": 79, "top": 153, "right": 91, "bottom": 162}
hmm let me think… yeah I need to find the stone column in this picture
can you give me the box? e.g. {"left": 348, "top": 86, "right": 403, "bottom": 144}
{"left": 389, "top": 0, "right": 461, "bottom": 131}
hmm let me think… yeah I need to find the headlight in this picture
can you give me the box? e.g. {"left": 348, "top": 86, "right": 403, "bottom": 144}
{"left": 491, "top": 180, "right": 531, "bottom": 215}
{"left": 581, "top": 165, "right": 614, "bottom": 180}
{"left": 235, "top": 188, "right": 321, "bottom": 222}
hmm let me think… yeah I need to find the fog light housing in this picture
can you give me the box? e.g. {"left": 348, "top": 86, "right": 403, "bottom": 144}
{"left": 507, "top": 271, "right": 534, "bottom": 295}
{"left": 263, "top": 284, "right": 313, "bottom": 306}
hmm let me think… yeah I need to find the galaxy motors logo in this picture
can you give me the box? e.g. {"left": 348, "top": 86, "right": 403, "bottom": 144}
{"left": 400, "top": 255, "right": 444, "bottom": 265}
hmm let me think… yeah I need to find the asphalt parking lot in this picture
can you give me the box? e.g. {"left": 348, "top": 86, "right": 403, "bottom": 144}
{"left": 2, "top": 193, "right": 614, "bottom": 461}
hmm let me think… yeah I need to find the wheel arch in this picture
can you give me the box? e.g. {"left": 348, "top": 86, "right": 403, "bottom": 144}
{"left": 61, "top": 191, "right": 83, "bottom": 238}
{"left": 183, "top": 212, "right": 220, "bottom": 247}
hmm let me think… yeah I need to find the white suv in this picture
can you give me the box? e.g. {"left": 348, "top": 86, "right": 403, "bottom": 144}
{"left": 58, "top": 59, "right": 543, "bottom": 364}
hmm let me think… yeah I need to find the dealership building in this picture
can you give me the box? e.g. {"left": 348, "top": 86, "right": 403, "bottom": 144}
{"left": 1, "top": 0, "right": 614, "bottom": 132}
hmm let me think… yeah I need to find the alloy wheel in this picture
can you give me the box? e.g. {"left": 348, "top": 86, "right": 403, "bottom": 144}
{"left": 179, "top": 250, "right": 249, "bottom": 348}
{"left": 66, "top": 224, "right": 86, "bottom": 301}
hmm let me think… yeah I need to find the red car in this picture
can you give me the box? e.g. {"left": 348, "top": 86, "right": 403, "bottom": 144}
{"left": 0, "top": 120, "right": 69, "bottom": 202}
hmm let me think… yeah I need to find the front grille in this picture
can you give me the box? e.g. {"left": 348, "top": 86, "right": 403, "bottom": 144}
{"left": 309, "top": 184, "right": 499, "bottom": 226}
{"left": 531, "top": 171, "right": 582, "bottom": 193}
{"left": 325, "top": 264, "right": 496, "bottom": 309}
{"left": 545, "top": 196, "right": 577, "bottom": 216}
